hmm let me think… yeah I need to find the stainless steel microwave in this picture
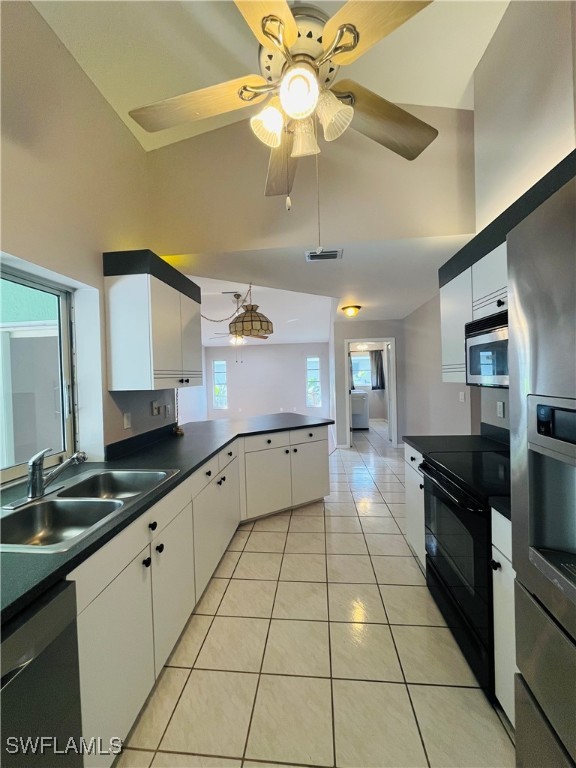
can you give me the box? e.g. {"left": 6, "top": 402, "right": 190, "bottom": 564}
{"left": 465, "top": 310, "right": 508, "bottom": 387}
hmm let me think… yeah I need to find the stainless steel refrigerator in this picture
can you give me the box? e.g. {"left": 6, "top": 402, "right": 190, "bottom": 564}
{"left": 508, "top": 177, "right": 576, "bottom": 766}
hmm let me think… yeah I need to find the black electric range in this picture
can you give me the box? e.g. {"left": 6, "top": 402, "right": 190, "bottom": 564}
{"left": 425, "top": 450, "right": 510, "bottom": 516}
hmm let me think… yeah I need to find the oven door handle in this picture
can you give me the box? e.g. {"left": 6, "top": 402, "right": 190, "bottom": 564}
{"left": 419, "top": 464, "right": 484, "bottom": 515}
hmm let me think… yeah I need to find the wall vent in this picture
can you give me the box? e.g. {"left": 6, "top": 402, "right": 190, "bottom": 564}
{"left": 305, "top": 249, "right": 343, "bottom": 262}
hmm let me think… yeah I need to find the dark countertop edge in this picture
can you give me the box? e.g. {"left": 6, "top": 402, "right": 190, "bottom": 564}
{"left": 1, "top": 415, "right": 334, "bottom": 624}
{"left": 402, "top": 434, "right": 508, "bottom": 453}
{"left": 489, "top": 496, "right": 511, "bottom": 521}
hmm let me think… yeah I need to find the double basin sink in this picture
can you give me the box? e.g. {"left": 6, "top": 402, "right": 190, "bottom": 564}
{"left": 0, "top": 469, "right": 179, "bottom": 553}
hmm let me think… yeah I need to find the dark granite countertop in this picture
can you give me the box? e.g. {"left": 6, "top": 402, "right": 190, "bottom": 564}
{"left": 1, "top": 413, "right": 333, "bottom": 624}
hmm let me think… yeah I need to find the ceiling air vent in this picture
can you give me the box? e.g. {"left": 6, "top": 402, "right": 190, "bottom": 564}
{"left": 305, "top": 249, "right": 343, "bottom": 262}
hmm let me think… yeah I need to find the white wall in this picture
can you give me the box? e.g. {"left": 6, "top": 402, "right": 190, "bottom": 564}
{"left": 203, "top": 343, "right": 330, "bottom": 421}
{"left": 474, "top": 1, "right": 576, "bottom": 229}
{"left": 0, "top": 2, "right": 176, "bottom": 451}
{"left": 402, "top": 294, "right": 472, "bottom": 437}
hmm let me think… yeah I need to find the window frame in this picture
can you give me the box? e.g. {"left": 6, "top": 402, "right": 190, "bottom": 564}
{"left": 0, "top": 269, "right": 76, "bottom": 484}
{"left": 351, "top": 352, "right": 372, "bottom": 388}
{"left": 305, "top": 356, "right": 322, "bottom": 408}
{"left": 212, "top": 359, "right": 228, "bottom": 410}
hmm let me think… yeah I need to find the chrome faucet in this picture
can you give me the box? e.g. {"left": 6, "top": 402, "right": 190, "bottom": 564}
{"left": 27, "top": 448, "right": 88, "bottom": 500}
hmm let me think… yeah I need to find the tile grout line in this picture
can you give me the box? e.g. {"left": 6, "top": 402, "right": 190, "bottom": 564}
{"left": 323, "top": 498, "right": 337, "bottom": 768}
{"left": 240, "top": 508, "right": 291, "bottom": 764}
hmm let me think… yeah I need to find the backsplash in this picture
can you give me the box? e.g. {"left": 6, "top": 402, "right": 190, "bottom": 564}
{"left": 108, "top": 389, "right": 177, "bottom": 443}
{"left": 480, "top": 387, "right": 509, "bottom": 429}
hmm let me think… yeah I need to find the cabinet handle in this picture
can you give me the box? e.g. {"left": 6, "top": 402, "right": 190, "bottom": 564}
{"left": 419, "top": 484, "right": 424, "bottom": 490}
{"left": 285, "top": 449, "right": 290, "bottom": 454}
{"left": 217, "top": 476, "right": 226, "bottom": 485}
{"left": 156, "top": 543, "right": 165, "bottom": 554}
{"left": 178, "top": 378, "right": 184, "bottom": 384}
{"left": 184, "top": 378, "right": 190, "bottom": 383}
{"left": 228, "top": 451, "right": 233, "bottom": 457}
{"left": 267, "top": 439, "right": 272, "bottom": 444}
{"left": 148, "top": 521, "right": 158, "bottom": 531}
{"left": 496, "top": 299, "right": 506, "bottom": 307}
{"left": 293, "top": 448, "right": 298, "bottom": 453}
{"left": 206, "top": 470, "right": 212, "bottom": 477}
{"left": 309, "top": 432, "right": 313, "bottom": 437}
{"left": 410, "top": 456, "right": 416, "bottom": 462}
{"left": 491, "top": 560, "right": 502, "bottom": 571}
{"left": 142, "top": 557, "right": 152, "bottom": 568}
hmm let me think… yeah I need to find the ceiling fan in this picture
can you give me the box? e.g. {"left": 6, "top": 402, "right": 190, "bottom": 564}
{"left": 129, "top": 1, "right": 438, "bottom": 196}
{"left": 207, "top": 291, "right": 273, "bottom": 343}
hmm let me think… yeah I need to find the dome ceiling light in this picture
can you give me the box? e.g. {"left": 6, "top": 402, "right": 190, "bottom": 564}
{"left": 129, "top": 1, "right": 439, "bottom": 199}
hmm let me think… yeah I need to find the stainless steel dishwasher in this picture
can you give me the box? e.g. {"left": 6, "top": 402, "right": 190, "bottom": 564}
{"left": 1, "top": 582, "right": 83, "bottom": 767}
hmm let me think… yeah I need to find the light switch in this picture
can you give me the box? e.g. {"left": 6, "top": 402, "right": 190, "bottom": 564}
{"left": 151, "top": 400, "right": 161, "bottom": 416}
{"left": 497, "top": 401, "right": 505, "bottom": 419}
{"left": 123, "top": 412, "right": 131, "bottom": 429}
{"left": 459, "top": 392, "right": 466, "bottom": 403}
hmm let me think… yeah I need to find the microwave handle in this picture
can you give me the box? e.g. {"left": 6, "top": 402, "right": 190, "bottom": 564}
{"left": 419, "top": 465, "right": 484, "bottom": 515}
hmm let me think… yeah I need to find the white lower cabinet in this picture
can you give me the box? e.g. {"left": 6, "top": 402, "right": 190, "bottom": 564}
{"left": 76, "top": 547, "right": 155, "bottom": 767}
{"left": 193, "top": 458, "right": 240, "bottom": 597}
{"left": 290, "top": 439, "right": 329, "bottom": 507}
{"left": 491, "top": 509, "right": 517, "bottom": 727}
{"left": 404, "top": 446, "right": 425, "bottom": 568}
{"left": 151, "top": 503, "right": 195, "bottom": 673}
{"left": 245, "top": 445, "right": 293, "bottom": 519}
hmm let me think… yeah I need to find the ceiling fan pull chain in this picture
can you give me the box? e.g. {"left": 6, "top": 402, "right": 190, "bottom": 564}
{"left": 315, "top": 129, "right": 322, "bottom": 254}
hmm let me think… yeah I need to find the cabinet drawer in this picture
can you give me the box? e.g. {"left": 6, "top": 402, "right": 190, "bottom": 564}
{"left": 189, "top": 457, "right": 220, "bottom": 498}
{"left": 491, "top": 509, "right": 512, "bottom": 561}
{"left": 244, "top": 431, "right": 291, "bottom": 453}
{"left": 69, "top": 518, "right": 150, "bottom": 615}
{"left": 219, "top": 441, "right": 238, "bottom": 471}
{"left": 404, "top": 444, "right": 423, "bottom": 471}
{"left": 145, "top": 476, "right": 193, "bottom": 539}
{"left": 289, "top": 426, "right": 328, "bottom": 445}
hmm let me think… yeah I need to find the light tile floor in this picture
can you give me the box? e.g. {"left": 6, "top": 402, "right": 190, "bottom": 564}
{"left": 117, "top": 423, "right": 515, "bottom": 768}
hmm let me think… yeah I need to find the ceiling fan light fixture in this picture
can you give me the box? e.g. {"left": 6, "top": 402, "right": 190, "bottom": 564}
{"left": 342, "top": 305, "right": 361, "bottom": 318}
{"left": 229, "top": 304, "right": 274, "bottom": 338}
{"left": 250, "top": 97, "right": 284, "bottom": 148}
{"left": 279, "top": 63, "right": 319, "bottom": 120}
{"left": 291, "top": 117, "right": 320, "bottom": 157}
{"left": 317, "top": 89, "right": 354, "bottom": 141}
{"left": 229, "top": 334, "right": 246, "bottom": 346}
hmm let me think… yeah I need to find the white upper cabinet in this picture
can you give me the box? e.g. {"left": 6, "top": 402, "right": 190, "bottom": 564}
{"left": 472, "top": 243, "right": 508, "bottom": 319}
{"left": 440, "top": 268, "right": 472, "bottom": 382}
{"left": 105, "top": 255, "right": 202, "bottom": 391}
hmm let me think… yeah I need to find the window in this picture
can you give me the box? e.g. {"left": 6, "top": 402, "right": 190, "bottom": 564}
{"left": 306, "top": 356, "right": 322, "bottom": 407}
{"left": 351, "top": 353, "right": 371, "bottom": 387}
{"left": 0, "top": 273, "right": 74, "bottom": 481}
{"left": 212, "top": 360, "right": 228, "bottom": 409}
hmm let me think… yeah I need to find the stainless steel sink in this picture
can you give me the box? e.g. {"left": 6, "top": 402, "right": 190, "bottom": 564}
{"left": 0, "top": 499, "right": 123, "bottom": 552}
{"left": 58, "top": 470, "right": 176, "bottom": 500}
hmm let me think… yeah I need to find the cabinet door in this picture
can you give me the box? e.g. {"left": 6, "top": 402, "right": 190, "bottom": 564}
{"left": 245, "top": 446, "right": 292, "bottom": 519}
{"left": 472, "top": 243, "right": 507, "bottom": 319}
{"left": 150, "top": 277, "right": 182, "bottom": 375}
{"left": 180, "top": 294, "right": 202, "bottom": 383}
{"left": 492, "top": 545, "right": 517, "bottom": 726}
{"left": 440, "top": 268, "right": 472, "bottom": 382}
{"left": 77, "top": 547, "right": 154, "bottom": 768}
{"left": 193, "top": 461, "right": 241, "bottom": 598}
{"left": 151, "top": 504, "right": 195, "bottom": 674}
{"left": 290, "top": 440, "right": 329, "bottom": 507}
{"left": 404, "top": 464, "right": 425, "bottom": 568}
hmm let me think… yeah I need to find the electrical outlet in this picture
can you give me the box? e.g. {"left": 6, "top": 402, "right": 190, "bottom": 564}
{"left": 165, "top": 404, "right": 172, "bottom": 418}
{"left": 459, "top": 392, "right": 466, "bottom": 403}
{"left": 497, "top": 401, "right": 505, "bottom": 419}
{"left": 151, "top": 400, "right": 161, "bottom": 416}
{"left": 123, "top": 412, "right": 131, "bottom": 429}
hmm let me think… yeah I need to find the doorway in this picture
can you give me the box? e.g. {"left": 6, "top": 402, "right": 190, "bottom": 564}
{"left": 344, "top": 338, "right": 398, "bottom": 448}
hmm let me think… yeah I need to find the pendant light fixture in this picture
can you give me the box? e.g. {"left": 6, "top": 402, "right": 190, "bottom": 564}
{"left": 228, "top": 285, "right": 273, "bottom": 339}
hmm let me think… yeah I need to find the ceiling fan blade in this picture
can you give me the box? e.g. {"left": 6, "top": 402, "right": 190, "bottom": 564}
{"left": 129, "top": 75, "right": 268, "bottom": 133}
{"left": 234, "top": 1, "right": 298, "bottom": 50}
{"left": 322, "top": 1, "right": 432, "bottom": 66}
{"left": 265, "top": 132, "right": 298, "bottom": 196}
{"left": 332, "top": 79, "right": 438, "bottom": 161}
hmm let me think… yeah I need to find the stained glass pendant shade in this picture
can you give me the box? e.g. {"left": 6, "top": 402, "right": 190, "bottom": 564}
{"left": 229, "top": 304, "right": 273, "bottom": 339}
